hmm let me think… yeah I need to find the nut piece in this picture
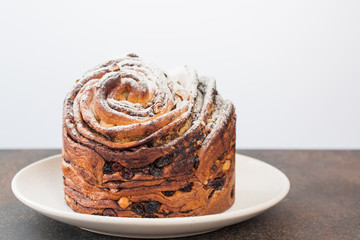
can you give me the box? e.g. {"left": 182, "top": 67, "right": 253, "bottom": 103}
{"left": 222, "top": 160, "right": 231, "bottom": 171}
{"left": 65, "top": 195, "right": 71, "bottom": 203}
{"left": 118, "top": 197, "right": 132, "bottom": 209}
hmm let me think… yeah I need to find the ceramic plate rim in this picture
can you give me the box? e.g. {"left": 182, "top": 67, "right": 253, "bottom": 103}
{"left": 11, "top": 154, "right": 290, "bottom": 227}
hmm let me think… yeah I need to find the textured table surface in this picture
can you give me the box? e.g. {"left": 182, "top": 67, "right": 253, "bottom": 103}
{"left": 1, "top": 150, "right": 359, "bottom": 240}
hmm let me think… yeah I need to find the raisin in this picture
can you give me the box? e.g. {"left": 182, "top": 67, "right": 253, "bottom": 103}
{"left": 179, "top": 183, "right": 193, "bottom": 192}
{"left": 162, "top": 191, "right": 176, "bottom": 197}
{"left": 218, "top": 151, "right": 226, "bottom": 161}
{"left": 141, "top": 166, "right": 151, "bottom": 175}
{"left": 142, "top": 214, "right": 158, "bottom": 218}
{"left": 208, "top": 190, "right": 215, "bottom": 199}
{"left": 103, "top": 208, "right": 117, "bottom": 217}
{"left": 127, "top": 53, "right": 139, "bottom": 58}
{"left": 92, "top": 213, "right": 102, "bottom": 216}
{"left": 179, "top": 210, "right": 192, "bottom": 214}
{"left": 193, "top": 157, "right": 200, "bottom": 169}
{"left": 150, "top": 166, "right": 162, "bottom": 176}
{"left": 132, "top": 203, "right": 145, "bottom": 216}
{"left": 230, "top": 188, "right": 234, "bottom": 198}
{"left": 208, "top": 176, "right": 226, "bottom": 190}
{"left": 155, "top": 156, "right": 171, "bottom": 168}
{"left": 112, "top": 162, "right": 123, "bottom": 172}
{"left": 120, "top": 168, "right": 134, "bottom": 179}
{"left": 145, "top": 201, "right": 161, "bottom": 214}
{"left": 102, "top": 162, "right": 114, "bottom": 174}
{"left": 211, "top": 165, "right": 217, "bottom": 171}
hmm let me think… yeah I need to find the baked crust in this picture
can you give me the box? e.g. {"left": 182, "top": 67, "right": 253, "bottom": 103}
{"left": 62, "top": 54, "right": 236, "bottom": 217}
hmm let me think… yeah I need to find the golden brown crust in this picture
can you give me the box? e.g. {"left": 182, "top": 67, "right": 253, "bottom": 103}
{"left": 62, "top": 54, "right": 236, "bottom": 218}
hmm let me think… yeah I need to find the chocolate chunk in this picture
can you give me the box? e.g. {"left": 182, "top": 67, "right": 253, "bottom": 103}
{"left": 112, "top": 162, "right": 123, "bottom": 172}
{"left": 120, "top": 168, "right": 134, "bottom": 179}
{"left": 162, "top": 191, "right": 176, "bottom": 197}
{"left": 208, "top": 176, "right": 226, "bottom": 190}
{"left": 145, "top": 201, "right": 161, "bottom": 214}
{"left": 155, "top": 156, "right": 172, "bottom": 168}
{"left": 102, "top": 162, "right": 115, "bottom": 174}
{"left": 103, "top": 208, "right": 117, "bottom": 217}
{"left": 179, "top": 183, "right": 193, "bottom": 192}
{"left": 132, "top": 202, "right": 145, "bottom": 216}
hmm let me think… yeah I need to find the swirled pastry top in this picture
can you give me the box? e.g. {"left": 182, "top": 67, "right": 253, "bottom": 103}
{"left": 63, "top": 54, "right": 234, "bottom": 171}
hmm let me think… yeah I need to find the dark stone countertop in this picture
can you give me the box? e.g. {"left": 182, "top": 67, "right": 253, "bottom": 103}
{"left": 1, "top": 150, "right": 359, "bottom": 239}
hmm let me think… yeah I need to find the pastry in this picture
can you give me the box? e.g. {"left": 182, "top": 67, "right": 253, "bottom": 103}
{"left": 62, "top": 54, "right": 236, "bottom": 218}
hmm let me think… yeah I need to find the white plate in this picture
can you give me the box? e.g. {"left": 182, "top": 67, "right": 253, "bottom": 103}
{"left": 11, "top": 154, "right": 290, "bottom": 238}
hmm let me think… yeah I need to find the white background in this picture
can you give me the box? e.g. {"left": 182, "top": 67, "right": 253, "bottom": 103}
{"left": 1, "top": 0, "right": 359, "bottom": 149}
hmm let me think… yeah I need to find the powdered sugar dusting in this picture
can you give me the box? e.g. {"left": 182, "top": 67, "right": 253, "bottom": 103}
{"left": 64, "top": 54, "right": 234, "bottom": 150}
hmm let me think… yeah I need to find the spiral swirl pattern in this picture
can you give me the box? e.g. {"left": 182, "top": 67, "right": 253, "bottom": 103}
{"left": 62, "top": 54, "right": 236, "bottom": 217}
